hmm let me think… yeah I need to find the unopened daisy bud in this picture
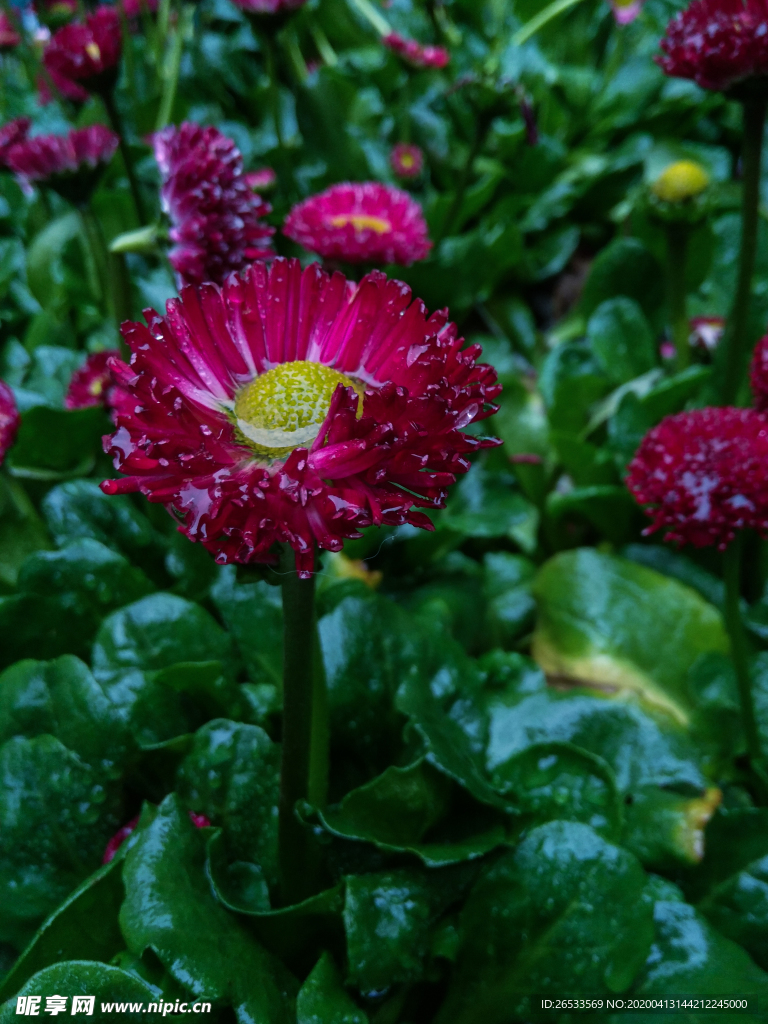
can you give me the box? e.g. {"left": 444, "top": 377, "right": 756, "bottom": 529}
{"left": 652, "top": 160, "right": 709, "bottom": 203}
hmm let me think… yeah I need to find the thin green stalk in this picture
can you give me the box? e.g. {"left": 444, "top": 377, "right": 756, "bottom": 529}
{"left": 278, "top": 544, "right": 320, "bottom": 905}
{"left": 719, "top": 95, "right": 767, "bottom": 403}
{"left": 436, "top": 129, "right": 483, "bottom": 243}
{"left": 665, "top": 224, "right": 690, "bottom": 371}
{"left": 80, "top": 207, "right": 132, "bottom": 328}
{"left": 511, "top": 0, "right": 587, "bottom": 46}
{"left": 310, "top": 23, "right": 337, "bottom": 67}
{"left": 78, "top": 207, "right": 109, "bottom": 308}
{"left": 723, "top": 537, "right": 766, "bottom": 793}
{"left": 101, "top": 90, "right": 148, "bottom": 225}
{"left": 347, "top": 0, "right": 391, "bottom": 36}
{"left": 155, "top": 5, "right": 194, "bottom": 130}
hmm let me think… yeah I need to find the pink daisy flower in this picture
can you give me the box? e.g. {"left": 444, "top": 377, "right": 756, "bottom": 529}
{"left": 65, "top": 351, "right": 119, "bottom": 409}
{"left": 383, "top": 32, "right": 449, "bottom": 69}
{"left": 229, "top": 0, "right": 307, "bottom": 12}
{"left": 43, "top": 6, "right": 122, "bottom": 96}
{"left": 283, "top": 182, "right": 431, "bottom": 265}
{"left": 5, "top": 124, "right": 118, "bottom": 203}
{"left": 154, "top": 122, "right": 275, "bottom": 287}
{"left": 610, "top": 0, "right": 642, "bottom": 23}
{"left": 0, "top": 10, "right": 20, "bottom": 50}
{"left": 0, "top": 118, "right": 30, "bottom": 167}
{"left": 390, "top": 143, "right": 423, "bottom": 180}
{"left": 244, "top": 167, "right": 277, "bottom": 192}
{"left": 0, "top": 380, "right": 20, "bottom": 467}
{"left": 101, "top": 258, "right": 500, "bottom": 577}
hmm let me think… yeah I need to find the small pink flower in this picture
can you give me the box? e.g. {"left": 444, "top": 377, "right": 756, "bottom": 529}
{"left": 65, "top": 351, "right": 119, "bottom": 409}
{"left": 283, "top": 182, "right": 431, "bottom": 265}
{"left": 659, "top": 340, "right": 676, "bottom": 361}
{"left": 0, "top": 118, "right": 30, "bottom": 167}
{"left": 5, "top": 124, "right": 118, "bottom": 203}
{"left": 43, "top": 6, "right": 122, "bottom": 95}
{"left": 101, "top": 258, "right": 500, "bottom": 577}
{"left": 0, "top": 380, "right": 19, "bottom": 467}
{"left": 383, "top": 31, "right": 449, "bottom": 69}
{"left": 102, "top": 809, "right": 210, "bottom": 863}
{"left": 610, "top": 0, "right": 642, "bottom": 24}
{"left": 244, "top": 167, "right": 277, "bottom": 191}
{"left": 0, "top": 10, "right": 21, "bottom": 50}
{"left": 390, "top": 143, "right": 423, "bottom": 180}
{"left": 154, "top": 122, "right": 275, "bottom": 287}
{"left": 689, "top": 315, "right": 725, "bottom": 351}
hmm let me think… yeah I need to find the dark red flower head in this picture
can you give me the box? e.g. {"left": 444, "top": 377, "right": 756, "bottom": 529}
{"left": 390, "top": 143, "right": 423, "bottom": 179}
{"left": 65, "top": 350, "right": 119, "bottom": 409}
{"left": 283, "top": 182, "right": 431, "bottom": 265}
{"left": 657, "top": 0, "right": 768, "bottom": 93}
{"left": 154, "top": 122, "right": 275, "bottom": 288}
{"left": 43, "top": 6, "right": 122, "bottom": 95}
{"left": 626, "top": 406, "right": 768, "bottom": 550}
{"left": 5, "top": 124, "right": 118, "bottom": 204}
{"left": 101, "top": 258, "right": 500, "bottom": 577}
{"left": 0, "top": 118, "right": 30, "bottom": 167}
{"left": 0, "top": 380, "right": 19, "bottom": 467}
{"left": 383, "top": 32, "right": 449, "bottom": 69}
{"left": 229, "top": 0, "right": 307, "bottom": 13}
{"left": 750, "top": 333, "right": 768, "bottom": 411}
{"left": 0, "top": 10, "right": 20, "bottom": 50}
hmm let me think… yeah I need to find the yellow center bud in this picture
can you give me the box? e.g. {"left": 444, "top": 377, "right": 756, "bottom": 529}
{"left": 327, "top": 213, "right": 392, "bottom": 235}
{"left": 85, "top": 41, "right": 102, "bottom": 62}
{"left": 652, "top": 160, "right": 710, "bottom": 203}
{"left": 233, "top": 360, "right": 363, "bottom": 459}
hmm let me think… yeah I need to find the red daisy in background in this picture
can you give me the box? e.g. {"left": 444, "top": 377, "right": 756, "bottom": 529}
{"left": 283, "top": 182, "right": 431, "bottom": 265}
{"left": 244, "top": 167, "right": 277, "bottom": 192}
{"left": 43, "top": 5, "right": 122, "bottom": 96}
{"left": 390, "top": 143, "right": 423, "bottom": 180}
{"left": 657, "top": 0, "right": 768, "bottom": 92}
{"left": 229, "top": 0, "right": 307, "bottom": 12}
{"left": 0, "top": 381, "right": 19, "bottom": 467}
{"left": 5, "top": 125, "right": 118, "bottom": 203}
{"left": 0, "top": 118, "right": 30, "bottom": 167}
{"left": 65, "top": 350, "right": 119, "bottom": 410}
{"left": 0, "top": 10, "right": 20, "bottom": 50}
{"left": 750, "top": 333, "right": 768, "bottom": 411}
{"left": 383, "top": 31, "right": 449, "bottom": 69}
{"left": 626, "top": 406, "right": 768, "bottom": 550}
{"left": 101, "top": 258, "right": 500, "bottom": 577}
{"left": 154, "top": 122, "right": 275, "bottom": 287}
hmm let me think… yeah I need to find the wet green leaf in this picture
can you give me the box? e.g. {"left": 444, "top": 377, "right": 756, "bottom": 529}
{"left": 211, "top": 566, "right": 283, "bottom": 686}
{"left": 587, "top": 297, "right": 657, "bottom": 385}
{"left": 297, "top": 952, "right": 368, "bottom": 1024}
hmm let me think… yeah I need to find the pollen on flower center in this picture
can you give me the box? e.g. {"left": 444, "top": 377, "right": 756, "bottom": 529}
{"left": 233, "top": 360, "right": 363, "bottom": 457}
{"left": 327, "top": 213, "right": 392, "bottom": 234}
{"left": 85, "top": 41, "right": 101, "bottom": 61}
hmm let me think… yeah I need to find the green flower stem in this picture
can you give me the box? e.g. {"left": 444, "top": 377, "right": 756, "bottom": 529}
{"left": 347, "top": 0, "right": 391, "bottom": 37}
{"left": 511, "top": 0, "right": 587, "bottom": 47}
{"left": 310, "top": 23, "right": 338, "bottom": 68}
{"left": 278, "top": 544, "right": 322, "bottom": 905}
{"left": 79, "top": 207, "right": 132, "bottom": 331}
{"left": 720, "top": 94, "right": 767, "bottom": 404}
{"left": 436, "top": 128, "right": 483, "bottom": 243}
{"left": 723, "top": 536, "right": 765, "bottom": 788}
{"left": 665, "top": 224, "right": 690, "bottom": 371}
{"left": 78, "top": 207, "right": 110, "bottom": 309}
{"left": 101, "top": 89, "right": 148, "bottom": 226}
{"left": 155, "top": 5, "right": 194, "bottom": 131}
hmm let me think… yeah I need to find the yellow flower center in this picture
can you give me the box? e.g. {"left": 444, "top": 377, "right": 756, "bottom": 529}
{"left": 400, "top": 154, "right": 414, "bottom": 168}
{"left": 327, "top": 213, "right": 392, "bottom": 234}
{"left": 233, "top": 360, "right": 363, "bottom": 459}
{"left": 652, "top": 160, "right": 710, "bottom": 203}
{"left": 89, "top": 379, "right": 104, "bottom": 396}
{"left": 85, "top": 41, "right": 102, "bottom": 62}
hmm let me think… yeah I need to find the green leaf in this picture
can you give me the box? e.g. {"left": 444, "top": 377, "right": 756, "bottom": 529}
{"left": 25, "top": 213, "right": 80, "bottom": 310}
{"left": 442, "top": 461, "right": 539, "bottom": 554}
{"left": 344, "top": 865, "right": 475, "bottom": 995}
{"left": 92, "top": 593, "right": 237, "bottom": 684}
{"left": 211, "top": 567, "right": 283, "bottom": 686}
{"left": 0, "top": 655, "right": 127, "bottom": 771}
{"left": 0, "top": 735, "right": 122, "bottom": 948}
{"left": 0, "top": 962, "right": 159, "bottom": 1023}
{"left": 545, "top": 485, "right": 639, "bottom": 546}
{"left": 205, "top": 829, "right": 270, "bottom": 914}
{"left": 579, "top": 237, "right": 664, "bottom": 324}
{"left": 0, "top": 477, "right": 50, "bottom": 590}
{"left": 297, "top": 952, "right": 368, "bottom": 1024}
{"left": 438, "top": 821, "right": 654, "bottom": 1024}
{"left": 0, "top": 857, "right": 125, "bottom": 1001}
{"left": 538, "top": 339, "right": 611, "bottom": 433}
{"left": 119, "top": 794, "right": 294, "bottom": 1020}
{"left": 699, "top": 854, "right": 768, "bottom": 971}
{"left": 7, "top": 407, "right": 108, "bottom": 481}
{"left": 532, "top": 549, "right": 729, "bottom": 727}
{"left": 177, "top": 719, "right": 280, "bottom": 888}
{"left": 586, "top": 297, "right": 657, "bottom": 385}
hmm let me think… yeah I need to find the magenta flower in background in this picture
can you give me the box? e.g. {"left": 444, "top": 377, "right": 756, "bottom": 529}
{"left": 43, "top": 6, "right": 122, "bottom": 95}
{"left": 0, "top": 10, "right": 21, "bottom": 50}
{"left": 244, "top": 167, "right": 277, "bottom": 192}
{"left": 229, "top": 0, "right": 307, "bottom": 14}
{"left": 609, "top": 0, "right": 641, "bottom": 24}
{"left": 626, "top": 406, "right": 768, "bottom": 550}
{"left": 0, "top": 381, "right": 19, "bottom": 467}
{"left": 118, "top": 0, "right": 160, "bottom": 18}
{"left": 154, "top": 122, "right": 275, "bottom": 287}
{"left": 0, "top": 118, "right": 30, "bottom": 167}
{"left": 5, "top": 125, "right": 118, "bottom": 203}
{"left": 101, "top": 258, "right": 500, "bottom": 577}
{"left": 65, "top": 351, "right": 119, "bottom": 410}
{"left": 689, "top": 315, "right": 725, "bottom": 351}
{"left": 390, "top": 143, "right": 423, "bottom": 180}
{"left": 103, "top": 809, "right": 210, "bottom": 864}
{"left": 658, "top": 0, "right": 768, "bottom": 92}
{"left": 750, "top": 333, "right": 768, "bottom": 411}
{"left": 283, "top": 182, "right": 431, "bottom": 265}
{"left": 383, "top": 32, "right": 449, "bottom": 69}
